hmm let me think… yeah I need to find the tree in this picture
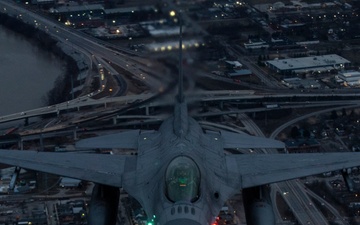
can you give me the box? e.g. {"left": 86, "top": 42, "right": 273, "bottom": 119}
{"left": 349, "top": 109, "right": 355, "bottom": 118}
{"left": 342, "top": 108, "right": 347, "bottom": 117}
{"left": 330, "top": 110, "right": 338, "bottom": 120}
{"left": 303, "top": 129, "right": 311, "bottom": 138}
{"left": 290, "top": 126, "right": 301, "bottom": 139}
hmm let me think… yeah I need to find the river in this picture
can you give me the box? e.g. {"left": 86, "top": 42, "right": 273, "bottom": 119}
{"left": 0, "top": 25, "right": 64, "bottom": 116}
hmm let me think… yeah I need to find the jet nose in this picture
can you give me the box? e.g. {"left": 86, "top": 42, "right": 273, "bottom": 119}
{"left": 164, "top": 219, "right": 202, "bottom": 225}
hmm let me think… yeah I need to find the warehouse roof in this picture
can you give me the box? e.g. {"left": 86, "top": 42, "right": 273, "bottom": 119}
{"left": 266, "top": 54, "right": 350, "bottom": 71}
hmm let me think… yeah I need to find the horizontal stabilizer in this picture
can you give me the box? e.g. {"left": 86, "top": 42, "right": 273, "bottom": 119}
{"left": 220, "top": 131, "right": 284, "bottom": 149}
{"left": 76, "top": 130, "right": 140, "bottom": 149}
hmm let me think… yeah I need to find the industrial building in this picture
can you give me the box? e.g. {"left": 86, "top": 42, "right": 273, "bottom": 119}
{"left": 243, "top": 39, "right": 269, "bottom": 49}
{"left": 337, "top": 70, "right": 360, "bottom": 86}
{"left": 50, "top": 4, "right": 105, "bottom": 27}
{"left": 266, "top": 54, "right": 351, "bottom": 75}
{"left": 282, "top": 77, "right": 321, "bottom": 89}
{"left": 60, "top": 177, "right": 82, "bottom": 188}
{"left": 31, "top": 0, "right": 55, "bottom": 4}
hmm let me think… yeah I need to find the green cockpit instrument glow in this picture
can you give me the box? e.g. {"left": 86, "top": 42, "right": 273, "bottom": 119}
{"left": 165, "top": 156, "right": 200, "bottom": 202}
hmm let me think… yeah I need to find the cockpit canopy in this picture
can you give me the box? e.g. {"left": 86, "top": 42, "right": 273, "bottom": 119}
{"left": 165, "top": 156, "right": 200, "bottom": 203}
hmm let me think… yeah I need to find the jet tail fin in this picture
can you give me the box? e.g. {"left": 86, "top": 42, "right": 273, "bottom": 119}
{"left": 173, "top": 19, "right": 189, "bottom": 137}
{"left": 177, "top": 20, "right": 184, "bottom": 103}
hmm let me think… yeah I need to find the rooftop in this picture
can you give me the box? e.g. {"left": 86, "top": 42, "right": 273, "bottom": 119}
{"left": 104, "top": 6, "right": 156, "bottom": 14}
{"left": 53, "top": 4, "right": 103, "bottom": 13}
{"left": 266, "top": 54, "right": 350, "bottom": 71}
{"left": 339, "top": 70, "right": 360, "bottom": 78}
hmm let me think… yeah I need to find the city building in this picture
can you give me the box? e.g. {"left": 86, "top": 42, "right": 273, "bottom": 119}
{"left": 31, "top": 0, "right": 55, "bottom": 4}
{"left": 266, "top": 54, "right": 351, "bottom": 75}
{"left": 243, "top": 38, "right": 269, "bottom": 49}
{"left": 50, "top": 4, "right": 105, "bottom": 27}
{"left": 228, "top": 69, "right": 252, "bottom": 81}
{"left": 104, "top": 6, "right": 157, "bottom": 24}
{"left": 60, "top": 177, "right": 82, "bottom": 188}
{"left": 282, "top": 77, "right": 321, "bottom": 89}
{"left": 224, "top": 60, "right": 243, "bottom": 69}
{"left": 337, "top": 70, "right": 360, "bottom": 86}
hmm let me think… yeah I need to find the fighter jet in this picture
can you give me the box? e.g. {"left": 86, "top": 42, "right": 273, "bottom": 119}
{"left": 1, "top": 31, "right": 360, "bottom": 225}
{"left": 2, "top": 77, "right": 360, "bottom": 225}
{"left": 1, "top": 76, "right": 360, "bottom": 225}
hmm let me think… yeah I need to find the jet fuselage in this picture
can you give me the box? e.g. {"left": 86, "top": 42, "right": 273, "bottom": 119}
{"left": 122, "top": 103, "right": 240, "bottom": 225}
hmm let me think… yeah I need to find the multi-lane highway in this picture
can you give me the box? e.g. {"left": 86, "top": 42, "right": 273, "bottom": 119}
{"left": 1, "top": 87, "right": 360, "bottom": 125}
{"left": 0, "top": 2, "right": 358, "bottom": 225}
{"left": 268, "top": 106, "right": 358, "bottom": 225}
{"left": 0, "top": 0, "right": 171, "bottom": 92}
{"left": 0, "top": 93, "right": 153, "bottom": 123}
{"left": 237, "top": 111, "right": 351, "bottom": 225}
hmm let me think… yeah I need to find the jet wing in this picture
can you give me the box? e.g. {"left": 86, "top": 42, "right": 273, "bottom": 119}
{"left": 76, "top": 129, "right": 140, "bottom": 149}
{"left": 220, "top": 131, "right": 285, "bottom": 149}
{"left": 0, "top": 150, "right": 136, "bottom": 187}
{"left": 226, "top": 153, "right": 360, "bottom": 188}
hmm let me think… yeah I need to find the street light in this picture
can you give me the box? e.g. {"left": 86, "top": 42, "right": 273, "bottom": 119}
{"left": 169, "top": 10, "right": 178, "bottom": 22}
{"left": 169, "top": 10, "right": 176, "bottom": 17}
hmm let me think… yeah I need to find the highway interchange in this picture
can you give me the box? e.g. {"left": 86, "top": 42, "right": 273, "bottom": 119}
{"left": 1, "top": 1, "right": 360, "bottom": 225}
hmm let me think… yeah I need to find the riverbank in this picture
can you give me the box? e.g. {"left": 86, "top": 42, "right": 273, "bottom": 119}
{"left": 0, "top": 12, "right": 92, "bottom": 106}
